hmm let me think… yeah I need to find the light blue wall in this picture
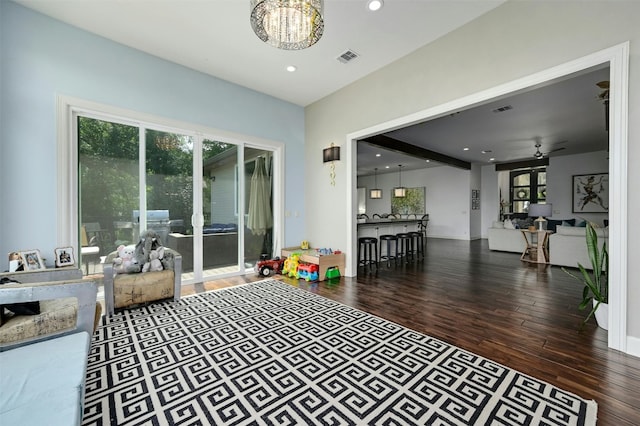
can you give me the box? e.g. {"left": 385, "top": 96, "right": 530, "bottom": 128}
{"left": 0, "top": 1, "right": 305, "bottom": 263}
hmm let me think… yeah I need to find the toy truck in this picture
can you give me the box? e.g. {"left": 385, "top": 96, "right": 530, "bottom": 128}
{"left": 296, "top": 263, "right": 319, "bottom": 282}
{"left": 254, "top": 256, "right": 285, "bottom": 277}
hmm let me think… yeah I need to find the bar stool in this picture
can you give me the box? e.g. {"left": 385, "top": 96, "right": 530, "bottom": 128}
{"left": 357, "top": 237, "right": 378, "bottom": 271}
{"left": 378, "top": 234, "right": 398, "bottom": 267}
{"left": 408, "top": 231, "right": 424, "bottom": 260}
{"left": 418, "top": 214, "right": 429, "bottom": 246}
{"left": 396, "top": 232, "right": 413, "bottom": 263}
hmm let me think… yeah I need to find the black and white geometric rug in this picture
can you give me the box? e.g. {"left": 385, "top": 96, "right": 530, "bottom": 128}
{"left": 83, "top": 279, "right": 597, "bottom": 425}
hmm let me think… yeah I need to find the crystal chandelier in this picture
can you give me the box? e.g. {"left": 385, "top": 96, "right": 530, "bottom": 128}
{"left": 250, "top": 0, "right": 324, "bottom": 50}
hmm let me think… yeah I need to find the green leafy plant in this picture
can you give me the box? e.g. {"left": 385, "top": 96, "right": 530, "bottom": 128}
{"left": 562, "top": 222, "right": 608, "bottom": 326}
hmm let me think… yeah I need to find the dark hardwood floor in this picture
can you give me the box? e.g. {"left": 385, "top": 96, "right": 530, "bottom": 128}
{"left": 184, "top": 238, "right": 640, "bottom": 425}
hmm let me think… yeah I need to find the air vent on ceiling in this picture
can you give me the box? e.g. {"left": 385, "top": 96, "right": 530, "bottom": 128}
{"left": 492, "top": 105, "right": 513, "bottom": 113}
{"left": 337, "top": 49, "right": 359, "bottom": 64}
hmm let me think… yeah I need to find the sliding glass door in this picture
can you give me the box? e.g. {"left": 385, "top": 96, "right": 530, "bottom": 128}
{"left": 200, "top": 140, "right": 240, "bottom": 278}
{"left": 78, "top": 116, "right": 139, "bottom": 272}
{"left": 199, "top": 144, "right": 275, "bottom": 279}
{"left": 77, "top": 113, "right": 276, "bottom": 284}
{"left": 244, "top": 147, "right": 274, "bottom": 264}
{"left": 144, "top": 129, "right": 194, "bottom": 274}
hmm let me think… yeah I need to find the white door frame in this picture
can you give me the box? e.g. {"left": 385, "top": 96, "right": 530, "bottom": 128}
{"left": 346, "top": 42, "right": 629, "bottom": 353}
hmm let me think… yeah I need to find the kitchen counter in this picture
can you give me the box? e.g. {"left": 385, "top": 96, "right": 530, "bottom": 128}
{"left": 357, "top": 218, "right": 422, "bottom": 226}
{"left": 357, "top": 218, "right": 424, "bottom": 238}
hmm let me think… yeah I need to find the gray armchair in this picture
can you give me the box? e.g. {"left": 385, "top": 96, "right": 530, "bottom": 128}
{"left": 0, "top": 268, "right": 97, "bottom": 425}
{"left": 103, "top": 248, "right": 182, "bottom": 315}
{"left": 0, "top": 269, "right": 98, "bottom": 351}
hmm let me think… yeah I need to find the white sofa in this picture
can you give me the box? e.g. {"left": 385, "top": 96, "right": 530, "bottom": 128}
{"left": 548, "top": 225, "right": 608, "bottom": 269}
{"left": 487, "top": 227, "right": 524, "bottom": 253}
{"left": 487, "top": 222, "right": 608, "bottom": 270}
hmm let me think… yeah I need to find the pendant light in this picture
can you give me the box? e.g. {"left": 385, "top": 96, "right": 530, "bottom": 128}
{"left": 370, "top": 168, "right": 382, "bottom": 199}
{"left": 394, "top": 164, "right": 406, "bottom": 198}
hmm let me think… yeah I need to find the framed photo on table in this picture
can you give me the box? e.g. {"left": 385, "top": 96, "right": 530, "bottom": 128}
{"left": 19, "top": 249, "right": 46, "bottom": 271}
{"left": 8, "top": 252, "right": 22, "bottom": 272}
{"left": 572, "top": 173, "right": 608, "bottom": 213}
{"left": 54, "top": 247, "right": 75, "bottom": 268}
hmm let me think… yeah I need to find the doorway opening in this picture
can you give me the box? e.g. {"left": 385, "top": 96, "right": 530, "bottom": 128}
{"left": 347, "top": 43, "right": 629, "bottom": 353}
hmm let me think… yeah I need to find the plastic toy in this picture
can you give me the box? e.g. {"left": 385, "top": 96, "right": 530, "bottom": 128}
{"left": 316, "top": 248, "right": 333, "bottom": 255}
{"left": 254, "top": 256, "right": 285, "bottom": 277}
{"left": 282, "top": 253, "right": 301, "bottom": 277}
{"left": 325, "top": 266, "right": 341, "bottom": 280}
{"left": 296, "top": 263, "right": 319, "bottom": 281}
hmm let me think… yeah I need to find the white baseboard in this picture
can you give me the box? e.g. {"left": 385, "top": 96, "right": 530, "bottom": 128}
{"left": 427, "top": 234, "right": 471, "bottom": 241}
{"left": 625, "top": 335, "right": 640, "bottom": 358}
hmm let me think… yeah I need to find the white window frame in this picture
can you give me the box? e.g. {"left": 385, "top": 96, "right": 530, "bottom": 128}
{"left": 56, "top": 95, "right": 284, "bottom": 283}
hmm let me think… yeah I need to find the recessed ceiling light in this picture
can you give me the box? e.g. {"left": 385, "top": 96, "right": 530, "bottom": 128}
{"left": 367, "top": 0, "right": 384, "bottom": 11}
{"left": 489, "top": 157, "right": 496, "bottom": 161}
{"left": 375, "top": 153, "right": 381, "bottom": 157}
{"left": 481, "top": 150, "right": 492, "bottom": 154}
{"left": 425, "top": 160, "right": 430, "bottom": 163}
{"left": 385, "top": 165, "right": 390, "bottom": 169}
{"left": 463, "top": 147, "right": 470, "bottom": 151}
{"left": 286, "top": 65, "right": 297, "bottom": 72}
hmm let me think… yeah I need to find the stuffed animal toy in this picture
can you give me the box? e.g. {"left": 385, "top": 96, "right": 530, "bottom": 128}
{"left": 113, "top": 244, "right": 139, "bottom": 274}
{"left": 142, "top": 246, "right": 164, "bottom": 272}
{"left": 134, "top": 229, "right": 165, "bottom": 272}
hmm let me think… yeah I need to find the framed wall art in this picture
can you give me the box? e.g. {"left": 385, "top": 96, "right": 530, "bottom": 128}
{"left": 391, "top": 187, "right": 426, "bottom": 215}
{"left": 471, "top": 189, "right": 480, "bottom": 210}
{"left": 54, "top": 247, "right": 75, "bottom": 268}
{"left": 572, "top": 173, "right": 608, "bottom": 213}
{"left": 19, "top": 249, "right": 46, "bottom": 271}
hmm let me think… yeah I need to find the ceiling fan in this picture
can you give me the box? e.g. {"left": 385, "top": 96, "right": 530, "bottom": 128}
{"left": 533, "top": 140, "right": 566, "bottom": 159}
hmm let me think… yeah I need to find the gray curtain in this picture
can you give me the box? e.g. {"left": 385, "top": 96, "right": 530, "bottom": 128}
{"left": 247, "top": 156, "right": 272, "bottom": 236}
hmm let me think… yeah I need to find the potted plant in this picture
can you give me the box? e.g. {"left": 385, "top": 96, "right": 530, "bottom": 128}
{"left": 562, "top": 222, "right": 608, "bottom": 329}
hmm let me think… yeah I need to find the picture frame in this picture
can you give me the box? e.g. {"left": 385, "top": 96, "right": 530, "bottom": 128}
{"left": 471, "top": 189, "right": 480, "bottom": 210}
{"left": 19, "top": 249, "right": 46, "bottom": 271}
{"left": 572, "top": 173, "right": 608, "bottom": 213}
{"left": 8, "top": 251, "right": 22, "bottom": 272}
{"left": 54, "top": 246, "right": 75, "bottom": 268}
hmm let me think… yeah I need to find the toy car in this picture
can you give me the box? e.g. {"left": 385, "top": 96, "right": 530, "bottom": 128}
{"left": 296, "top": 263, "right": 319, "bottom": 282}
{"left": 254, "top": 256, "right": 285, "bottom": 277}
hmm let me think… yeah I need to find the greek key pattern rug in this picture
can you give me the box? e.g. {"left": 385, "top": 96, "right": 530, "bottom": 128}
{"left": 83, "top": 280, "right": 597, "bottom": 425}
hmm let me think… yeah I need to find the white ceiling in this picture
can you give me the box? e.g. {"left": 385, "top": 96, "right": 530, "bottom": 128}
{"left": 14, "top": 0, "right": 505, "bottom": 107}
{"left": 15, "top": 0, "right": 609, "bottom": 175}
{"left": 358, "top": 66, "right": 611, "bottom": 176}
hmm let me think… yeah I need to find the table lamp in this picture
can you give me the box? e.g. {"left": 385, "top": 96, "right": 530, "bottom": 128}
{"left": 528, "top": 203, "right": 553, "bottom": 231}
